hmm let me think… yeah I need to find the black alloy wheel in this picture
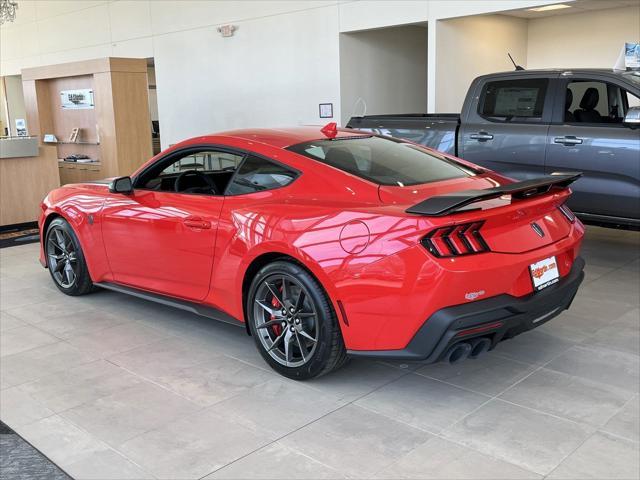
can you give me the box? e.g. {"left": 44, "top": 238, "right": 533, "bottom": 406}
{"left": 247, "top": 260, "right": 347, "bottom": 379}
{"left": 45, "top": 217, "right": 94, "bottom": 295}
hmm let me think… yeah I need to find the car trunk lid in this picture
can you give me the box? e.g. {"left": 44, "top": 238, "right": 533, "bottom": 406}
{"left": 381, "top": 173, "right": 581, "bottom": 254}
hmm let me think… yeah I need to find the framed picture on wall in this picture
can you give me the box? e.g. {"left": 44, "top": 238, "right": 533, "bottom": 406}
{"left": 319, "top": 103, "right": 333, "bottom": 119}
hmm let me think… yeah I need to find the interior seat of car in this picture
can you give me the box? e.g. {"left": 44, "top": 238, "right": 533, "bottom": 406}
{"left": 324, "top": 148, "right": 360, "bottom": 174}
{"left": 574, "top": 87, "right": 603, "bottom": 123}
{"left": 565, "top": 88, "right": 575, "bottom": 122}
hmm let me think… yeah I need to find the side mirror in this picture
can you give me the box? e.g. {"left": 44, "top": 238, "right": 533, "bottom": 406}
{"left": 623, "top": 106, "right": 640, "bottom": 127}
{"left": 109, "top": 176, "right": 133, "bottom": 194}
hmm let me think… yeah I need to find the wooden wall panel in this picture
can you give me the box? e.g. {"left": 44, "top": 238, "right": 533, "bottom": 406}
{"left": 47, "top": 75, "right": 98, "bottom": 143}
{"left": 20, "top": 57, "right": 150, "bottom": 186}
{"left": 23, "top": 79, "right": 54, "bottom": 139}
{"left": 111, "top": 71, "right": 153, "bottom": 175}
{"left": 93, "top": 71, "right": 117, "bottom": 178}
{"left": 0, "top": 146, "right": 60, "bottom": 225}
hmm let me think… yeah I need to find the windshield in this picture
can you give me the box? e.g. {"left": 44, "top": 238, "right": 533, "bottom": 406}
{"left": 287, "top": 136, "right": 476, "bottom": 186}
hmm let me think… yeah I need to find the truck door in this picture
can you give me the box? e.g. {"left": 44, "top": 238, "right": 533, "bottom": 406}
{"left": 459, "top": 74, "right": 556, "bottom": 180}
{"left": 545, "top": 76, "right": 640, "bottom": 221}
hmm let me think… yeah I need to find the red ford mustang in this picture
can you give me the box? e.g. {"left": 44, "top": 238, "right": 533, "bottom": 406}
{"left": 39, "top": 124, "right": 585, "bottom": 379}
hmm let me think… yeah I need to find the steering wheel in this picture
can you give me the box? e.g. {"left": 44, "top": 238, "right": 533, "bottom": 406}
{"left": 174, "top": 170, "right": 219, "bottom": 194}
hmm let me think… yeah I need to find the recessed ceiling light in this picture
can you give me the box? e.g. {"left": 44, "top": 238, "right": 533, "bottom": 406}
{"left": 527, "top": 4, "right": 571, "bottom": 12}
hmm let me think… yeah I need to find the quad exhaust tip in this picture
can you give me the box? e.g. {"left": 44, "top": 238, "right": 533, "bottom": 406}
{"left": 445, "top": 337, "right": 491, "bottom": 364}
{"left": 444, "top": 342, "right": 472, "bottom": 364}
{"left": 469, "top": 337, "right": 491, "bottom": 359}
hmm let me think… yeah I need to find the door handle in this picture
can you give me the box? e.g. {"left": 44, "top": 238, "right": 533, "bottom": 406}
{"left": 183, "top": 217, "right": 211, "bottom": 230}
{"left": 469, "top": 132, "right": 494, "bottom": 141}
{"left": 554, "top": 136, "right": 583, "bottom": 146}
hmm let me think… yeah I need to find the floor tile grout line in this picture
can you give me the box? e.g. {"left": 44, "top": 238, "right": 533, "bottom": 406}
{"left": 54, "top": 410, "right": 161, "bottom": 479}
{"left": 360, "top": 342, "right": 597, "bottom": 477}
{"left": 352, "top": 401, "right": 544, "bottom": 479}
{"left": 595, "top": 393, "right": 640, "bottom": 444}
{"left": 4, "top": 412, "right": 159, "bottom": 480}
{"left": 101, "top": 359, "right": 213, "bottom": 408}
{"left": 594, "top": 427, "right": 640, "bottom": 445}
{"left": 197, "top": 367, "right": 418, "bottom": 479}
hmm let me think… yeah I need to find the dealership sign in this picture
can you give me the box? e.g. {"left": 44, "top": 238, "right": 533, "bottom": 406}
{"left": 60, "top": 89, "right": 95, "bottom": 109}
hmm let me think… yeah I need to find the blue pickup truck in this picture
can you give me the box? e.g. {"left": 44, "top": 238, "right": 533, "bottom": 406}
{"left": 348, "top": 69, "right": 640, "bottom": 228}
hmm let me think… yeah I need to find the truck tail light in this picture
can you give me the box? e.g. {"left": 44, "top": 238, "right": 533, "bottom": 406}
{"left": 422, "top": 221, "right": 490, "bottom": 257}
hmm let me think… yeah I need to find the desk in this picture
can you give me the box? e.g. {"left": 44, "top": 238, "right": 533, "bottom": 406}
{"left": 0, "top": 140, "right": 60, "bottom": 226}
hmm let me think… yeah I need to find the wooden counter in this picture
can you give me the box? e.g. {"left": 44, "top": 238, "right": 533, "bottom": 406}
{"left": 0, "top": 145, "right": 60, "bottom": 226}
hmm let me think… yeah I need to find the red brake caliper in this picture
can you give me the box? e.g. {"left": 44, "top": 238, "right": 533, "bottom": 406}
{"left": 270, "top": 289, "right": 282, "bottom": 336}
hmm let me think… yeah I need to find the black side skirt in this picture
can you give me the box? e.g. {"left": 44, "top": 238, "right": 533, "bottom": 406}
{"left": 95, "top": 282, "right": 244, "bottom": 327}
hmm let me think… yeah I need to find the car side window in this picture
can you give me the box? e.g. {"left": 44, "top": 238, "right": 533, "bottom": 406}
{"left": 225, "top": 155, "right": 297, "bottom": 195}
{"left": 139, "top": 150, "right": 244, "bottom": 195}
{"left": 565, "top": 80, "right": 640, "bottom": 124}
{"left": 478, "top": 78, "right": 548, "bottom": 123}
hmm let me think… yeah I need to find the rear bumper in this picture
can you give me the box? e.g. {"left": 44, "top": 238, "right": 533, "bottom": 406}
{"left": 347, "top": 256, "right": 585, "bottom": 362}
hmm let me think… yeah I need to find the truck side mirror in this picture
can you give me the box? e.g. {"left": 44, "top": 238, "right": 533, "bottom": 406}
{"left": 623, "top": 106, "right": 640, "bottom": 127}
{"left": 109, "top": 176, "right": 133, "bottom": 194}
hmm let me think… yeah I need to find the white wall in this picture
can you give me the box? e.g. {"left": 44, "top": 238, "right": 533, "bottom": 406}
{"left": 527, "top": 5, "right": 640, "bottom": 69}
{"left": 0, "top": 0, "right": 341, "bottom": 148}
{"left": 153, "top": 6, "right": 340, "bottom": 146}
{"left": 339, "top": 26, "right": 428, "bottom": 125}
{"left": 434, "top": 14, "right": 528, "bottom": 112}
{"left": 2, "top": 0, "right": 636, "bottom": 146}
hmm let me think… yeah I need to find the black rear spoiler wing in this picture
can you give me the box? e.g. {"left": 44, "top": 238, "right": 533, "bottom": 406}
{"left": 406, "top": 172, "right": 582, "bottom": 216}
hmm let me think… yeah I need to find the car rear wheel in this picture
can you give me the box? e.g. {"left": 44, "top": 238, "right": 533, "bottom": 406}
{"left": 45, "top": 217, "right": 94, "bottom": 296}
{"left": 247, "top": 260, "right": 347, "bottom": 379}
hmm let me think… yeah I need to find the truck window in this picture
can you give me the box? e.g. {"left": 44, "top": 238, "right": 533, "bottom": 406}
{"left": 479, "top": 79, "right": 548, "bottom": 123}
{"left": 566, "top": 80, "right": 640, "bottom": 124}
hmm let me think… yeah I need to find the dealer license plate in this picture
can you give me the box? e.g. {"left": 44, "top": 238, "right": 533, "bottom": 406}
{"left": 530, "top": 256, "right": 559, "bottom": 291}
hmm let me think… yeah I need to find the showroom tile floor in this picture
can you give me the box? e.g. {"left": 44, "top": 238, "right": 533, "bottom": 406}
{"left": 0, "top": 225, "right": 638, "bottom": 480}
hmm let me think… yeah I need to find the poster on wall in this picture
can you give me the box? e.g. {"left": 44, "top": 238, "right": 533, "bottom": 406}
{"left": 613, "top": 42, "right": 640, "bottom": 71}
{"left": 15, "top": 119, "right": 27, "bottom": 137}
{"left": 60, "top": 89, "right": 95, "bottom": 109}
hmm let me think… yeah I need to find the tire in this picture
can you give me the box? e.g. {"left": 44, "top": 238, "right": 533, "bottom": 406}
{"left": 246, "top": 260, "right": 347, "bottom": 380}
{"left": 45, "top": 217, "right": 94, "bottom": 296}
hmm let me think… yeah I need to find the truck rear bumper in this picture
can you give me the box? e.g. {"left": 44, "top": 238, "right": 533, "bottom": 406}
{"left": 347, "top": 256, "right": 585, "bottom": 362}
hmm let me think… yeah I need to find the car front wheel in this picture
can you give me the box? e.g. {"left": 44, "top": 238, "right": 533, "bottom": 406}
{"left": 247, "top": 260, "right": 347, "bottom": 379}
{"left": 45, "top": 217, "right": 94, "bottom": 296}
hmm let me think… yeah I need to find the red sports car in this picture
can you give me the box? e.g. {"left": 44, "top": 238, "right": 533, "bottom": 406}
{"left": 39, "top": 124, "right": 585, "bottom": 379}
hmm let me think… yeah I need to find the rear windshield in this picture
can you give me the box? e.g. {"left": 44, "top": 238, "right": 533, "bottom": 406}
{"left": 287, "top": 136, "right": 476, "bottom": 186}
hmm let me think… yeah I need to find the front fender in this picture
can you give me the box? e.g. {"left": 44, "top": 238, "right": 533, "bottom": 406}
{"left": 39, "top": 187, "right": 111, "bottom": 282}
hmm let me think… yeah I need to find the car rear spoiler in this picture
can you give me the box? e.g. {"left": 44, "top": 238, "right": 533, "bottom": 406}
{"left": 406, "top": 172, "right": 582, "bottom": 216}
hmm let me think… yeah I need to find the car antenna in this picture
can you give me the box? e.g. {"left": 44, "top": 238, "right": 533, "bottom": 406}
{"left": 508, "top": 53, "right": 525, "bottom": 71}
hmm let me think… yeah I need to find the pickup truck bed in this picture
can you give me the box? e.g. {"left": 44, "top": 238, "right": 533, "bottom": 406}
{"left": 347, "top": 114, "right": 460, "bottom": 155}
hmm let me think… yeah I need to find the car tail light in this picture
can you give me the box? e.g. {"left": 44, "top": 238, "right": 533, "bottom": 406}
{"left": 422, "top": 221, "right": 490, "bottom": 257}
{"left": 558, "top": 203, "right": 576, "bottom": 223}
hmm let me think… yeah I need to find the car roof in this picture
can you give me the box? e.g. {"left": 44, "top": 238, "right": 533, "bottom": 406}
{"left": 205, "top": 126, "right": 371, "bottom": 149}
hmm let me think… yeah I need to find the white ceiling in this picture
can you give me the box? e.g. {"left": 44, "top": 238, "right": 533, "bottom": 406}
{"left": 503, "top": 0, "right": 640, "bottom": 18}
